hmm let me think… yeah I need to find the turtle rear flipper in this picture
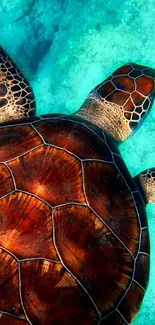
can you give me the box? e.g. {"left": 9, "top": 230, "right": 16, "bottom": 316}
{"left": 75, "top": 63, "right": 155, "bottom": 142}
{"left": 134, "top": 169, "right": 155, "bottom": 204}
{"left": 0, "top": 46, "right": 36, "bottom": 123}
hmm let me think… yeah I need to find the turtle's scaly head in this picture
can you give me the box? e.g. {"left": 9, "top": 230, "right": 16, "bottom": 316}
{"left": 75, "top": 63, "right": 155, "bottom": 142}
{"left": 0, "top": 46, "right": 36, "bottom": 123}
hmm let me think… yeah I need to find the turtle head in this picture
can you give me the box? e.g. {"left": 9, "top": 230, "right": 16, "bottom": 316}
{"left": 75, "top": 63, "right": 155, "bottom": 142}
{"left": 0, "top": 46, "right": 36, "bottom": 123}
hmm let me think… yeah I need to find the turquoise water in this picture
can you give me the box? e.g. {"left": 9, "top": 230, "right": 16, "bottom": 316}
{"left": 0, "top": 0, "right": 155, "bottom": 323}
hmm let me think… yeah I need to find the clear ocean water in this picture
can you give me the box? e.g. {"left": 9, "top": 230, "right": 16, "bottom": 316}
{"left": 0, "top": 0, "right": 155, "bottom": 323}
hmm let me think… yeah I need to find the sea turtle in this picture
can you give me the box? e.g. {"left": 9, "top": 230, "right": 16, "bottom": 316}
{"left": 0, "top": 46, "right": 154, "bottom": 325}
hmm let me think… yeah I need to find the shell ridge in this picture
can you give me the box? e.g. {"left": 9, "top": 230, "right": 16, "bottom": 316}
{"left": 18, "top": 263, "right": 32, "bottom": 325}
{"left": 51, "top": 210, "right": 101, "bottom": 321}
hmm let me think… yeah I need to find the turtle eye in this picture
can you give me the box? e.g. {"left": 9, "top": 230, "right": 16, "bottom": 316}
{"left": 0, "top": 83, "right": 8, "bottom": 110}
{"left": 95, "top": 63, "right": 155, "bottom": 131}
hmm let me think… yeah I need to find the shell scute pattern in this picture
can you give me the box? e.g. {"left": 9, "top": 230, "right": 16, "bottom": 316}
{"left": 0, "top": 115, "right": 149, "bottom": 325}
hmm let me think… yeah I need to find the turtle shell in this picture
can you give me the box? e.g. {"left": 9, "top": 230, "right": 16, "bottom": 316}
{"left": 0, "top": 114, "right": 149, "bottom": 325}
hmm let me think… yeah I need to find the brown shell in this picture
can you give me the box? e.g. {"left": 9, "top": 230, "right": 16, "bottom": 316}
{"left": 0, "top": 115, "right": 149, "bottom": 325}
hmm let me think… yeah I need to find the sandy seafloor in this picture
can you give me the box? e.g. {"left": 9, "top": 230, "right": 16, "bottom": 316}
{"left": 0, "top": 0, "right": 155, "bottom": 324}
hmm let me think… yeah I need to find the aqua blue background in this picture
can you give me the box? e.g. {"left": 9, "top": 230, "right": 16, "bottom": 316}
{"left": 0, "top": 0, "right": 155, "bottom": 323}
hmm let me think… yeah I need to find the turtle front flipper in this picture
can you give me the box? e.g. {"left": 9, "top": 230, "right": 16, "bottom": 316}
{"left": 75, "top": 63, "right": 155, "bottom": 142}
{"left": 0, "top": 46, "right": 36, "bottom": 123}
{"left": 134, "top": 169, "right": 155, "bottom": 204}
